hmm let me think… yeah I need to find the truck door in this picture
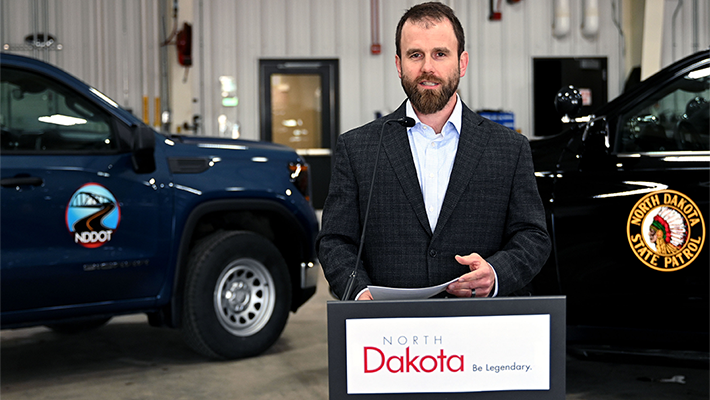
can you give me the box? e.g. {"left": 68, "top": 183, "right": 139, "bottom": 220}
{"left": 552, "top": 61, "right": 709, "bottom": 340}
{"left": 0, "top": 67, "right": 171, "bottom": 316}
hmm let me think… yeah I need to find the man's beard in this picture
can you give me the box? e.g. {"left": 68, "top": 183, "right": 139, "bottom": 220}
{"left": 401, "top": 70, "right": 459, "bottom": 115}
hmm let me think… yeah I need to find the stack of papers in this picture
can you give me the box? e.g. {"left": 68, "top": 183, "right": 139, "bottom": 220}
{"left": 367, "top": 277, "right": 459, "bottom": 300}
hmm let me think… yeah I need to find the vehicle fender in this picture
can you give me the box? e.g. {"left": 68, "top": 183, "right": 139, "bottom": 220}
{"left": 166, "top": 198, "right": 315, "bottom": 328}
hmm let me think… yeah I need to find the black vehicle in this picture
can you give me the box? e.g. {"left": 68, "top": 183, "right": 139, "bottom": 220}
{"left": 530, "top": 50, "right": 709, "bottom": 355}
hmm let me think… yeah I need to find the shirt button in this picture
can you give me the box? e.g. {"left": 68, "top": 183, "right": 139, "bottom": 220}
{"left": 431, "top": 142, "right": 436, "bottom": 147}
{"left": 429, "top": 249, "right": 437, "bottom": 257}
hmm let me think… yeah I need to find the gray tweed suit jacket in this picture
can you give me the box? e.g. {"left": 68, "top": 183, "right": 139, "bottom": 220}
{"left": 316, "top": 101, "right": 551, "bottom": 300}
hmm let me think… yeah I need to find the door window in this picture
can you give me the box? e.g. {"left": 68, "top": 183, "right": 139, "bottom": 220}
{"left": 0, "top": 68, "right": 117, "bottom": 153}
{"left": 617, "top": 65, "right": 709, "bottom": 152}
{"left": 270, "top": 74, "right": 323, "bottom": 150}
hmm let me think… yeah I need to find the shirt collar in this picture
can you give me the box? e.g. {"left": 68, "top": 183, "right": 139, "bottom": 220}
{"left": 405, "top": 94, "right": 462, "bottom": 135}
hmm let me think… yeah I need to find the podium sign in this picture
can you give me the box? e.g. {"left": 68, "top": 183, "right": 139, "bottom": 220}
{"left": 328, "top": 297, "right": 565, "bottom": 399}
{"left": 346, "top": 315, "right": 550, "bottom": 393}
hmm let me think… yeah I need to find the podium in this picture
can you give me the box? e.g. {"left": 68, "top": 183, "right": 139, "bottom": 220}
{"left": 327, "top": 296, "right": 565, "bottom": 399}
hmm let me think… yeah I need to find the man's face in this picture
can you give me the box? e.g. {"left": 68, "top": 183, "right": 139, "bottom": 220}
{"left": 396, "top": 18, "right": 468, "bottom": 115}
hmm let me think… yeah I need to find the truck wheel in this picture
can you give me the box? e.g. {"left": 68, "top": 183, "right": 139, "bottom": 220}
{"left": 181, "top": 231, "right": 292, "bottom": 359}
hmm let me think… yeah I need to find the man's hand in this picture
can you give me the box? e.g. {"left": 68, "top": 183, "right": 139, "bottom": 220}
{"left": 356, "top": 289, "right": 373, "bottom": 300}
{"left": 446, "top": 253, "right": 495, "bottom": 298}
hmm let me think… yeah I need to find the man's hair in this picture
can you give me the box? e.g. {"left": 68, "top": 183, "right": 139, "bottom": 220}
{"left": 395, "top": 2, "right": 465, "bottom": 58}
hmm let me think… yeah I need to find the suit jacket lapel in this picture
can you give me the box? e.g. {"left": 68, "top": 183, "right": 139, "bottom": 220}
{"left": 382, "top": 104, "right": 433, "bottom": 236}
{"left": 433, "top": 106, "right": 489, "bottom": 239}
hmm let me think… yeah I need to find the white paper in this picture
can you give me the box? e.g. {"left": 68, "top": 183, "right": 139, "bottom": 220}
{"left": 368, "top": 277, "right": 459, "bottom": 300}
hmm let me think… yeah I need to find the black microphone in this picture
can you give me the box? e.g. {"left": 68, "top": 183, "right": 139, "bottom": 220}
{"left": 341, "top": 116, "right": 416, "bottom": 301}
{"left": 396, "top": 117, "right": 416, "bottom": 128}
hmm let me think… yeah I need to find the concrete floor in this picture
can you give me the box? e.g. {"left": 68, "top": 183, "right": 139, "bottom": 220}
{"left": 1, "top": 267, "right": 708, "bottom": 399}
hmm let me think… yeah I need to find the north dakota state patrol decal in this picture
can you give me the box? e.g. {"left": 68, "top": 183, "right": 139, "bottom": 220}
{"left": 627, "top": 190, "right": 705, "bottom": 272}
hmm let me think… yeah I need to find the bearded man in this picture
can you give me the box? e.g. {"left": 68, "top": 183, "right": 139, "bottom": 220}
{"left": 316, "top": 2, "right": 551, "bottom": 300}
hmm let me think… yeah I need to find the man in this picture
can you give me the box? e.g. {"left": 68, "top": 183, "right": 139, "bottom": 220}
{"left": 316, "top": 2, "right": 550, "bottom": 300}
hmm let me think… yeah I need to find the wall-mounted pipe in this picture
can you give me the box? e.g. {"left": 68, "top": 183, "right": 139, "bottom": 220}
{"left": 370, "top": 0, "right": 381, "bottom": 54}
{"left": 582, "top": 0, "right": 600, "bottom": 37}
{"left": 553, "top": 0, "right": 571, "bottom": 38}
{"left": 692, "top": 0, "right": 699, "bottom": 52}
{"left": 672, "top": 0, "right": 683, "bottom": 61}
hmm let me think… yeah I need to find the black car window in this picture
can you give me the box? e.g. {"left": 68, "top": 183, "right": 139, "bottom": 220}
{"left": 618, "top": 63, "right": 709, "bottom": 153}
{"left": 0, "top": 68, "right": 117, "bottom": 153}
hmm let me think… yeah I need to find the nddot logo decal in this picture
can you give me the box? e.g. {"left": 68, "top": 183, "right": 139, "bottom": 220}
{"left": 627, "top": 190, "right": 705, "bottom": 272}
{"left": 66, "top": 183, "right": 121, "bottom": 248}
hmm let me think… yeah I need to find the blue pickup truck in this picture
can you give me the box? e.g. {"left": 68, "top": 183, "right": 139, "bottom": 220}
{"left": 0, "top": 53, "right": 319, "bottom": 360}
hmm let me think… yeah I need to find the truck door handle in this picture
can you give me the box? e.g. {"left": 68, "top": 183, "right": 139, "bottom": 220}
{"left": 0, "top": 176, "right": 44, "bottom": 188}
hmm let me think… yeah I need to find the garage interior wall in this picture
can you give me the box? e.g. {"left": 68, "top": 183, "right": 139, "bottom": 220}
{"left": 1, "top": 0, "right": 707, "bottom": 140}
{"left": 198, "top": 0, "right": 632, "bottom": 139}
{"left": 0, "top": 0, "right": 162, "bottom": 129}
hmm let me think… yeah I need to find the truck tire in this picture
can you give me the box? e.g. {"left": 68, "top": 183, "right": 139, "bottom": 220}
{"left": 181, "top": 231, "right": 292, "bottom": 359}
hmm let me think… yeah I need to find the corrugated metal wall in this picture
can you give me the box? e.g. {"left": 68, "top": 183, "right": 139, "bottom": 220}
{"left": 196, "top": 0, "right": 631, "bottom": 139}
{"left": 1, "top": 0, "right": 162, "bottom": 128}
{"left": 1, "top": 0, "right": 708, "bottom": 140}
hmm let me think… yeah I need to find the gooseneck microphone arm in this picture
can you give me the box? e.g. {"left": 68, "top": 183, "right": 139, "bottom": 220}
{"left": 341, "top": 116, "right": 416, "bottom": 301}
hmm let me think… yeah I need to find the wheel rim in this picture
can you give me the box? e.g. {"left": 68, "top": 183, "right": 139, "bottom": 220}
{"left": 213, "top": 258, "right": 276, "bottom": 337}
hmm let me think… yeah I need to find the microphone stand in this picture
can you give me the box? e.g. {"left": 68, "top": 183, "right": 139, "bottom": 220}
{"left": 341, "top": 117, "right": 415, "bottom": 300}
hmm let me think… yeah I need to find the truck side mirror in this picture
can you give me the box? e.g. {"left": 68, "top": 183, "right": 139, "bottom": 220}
{"left": 555, "top": 86, "right": 583, "bottom": 123}
{"left": 132, "top": 125, "right": 156, "bottom": 174}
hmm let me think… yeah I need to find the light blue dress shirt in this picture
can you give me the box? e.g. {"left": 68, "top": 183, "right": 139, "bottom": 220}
{"left": 405, "top": 97, "right": 462, "bottom": 232}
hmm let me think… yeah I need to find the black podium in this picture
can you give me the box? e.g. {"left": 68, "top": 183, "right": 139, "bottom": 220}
{"left": 327, "top": 296, "right": 565, "bottom": 399}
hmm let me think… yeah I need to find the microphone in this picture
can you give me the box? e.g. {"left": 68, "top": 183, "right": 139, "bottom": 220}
{"left": 341, "top": 116, "right": 416, "bottom": 300}
{"left": 396, "top": 117, "right": 416, "bottom": 128}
